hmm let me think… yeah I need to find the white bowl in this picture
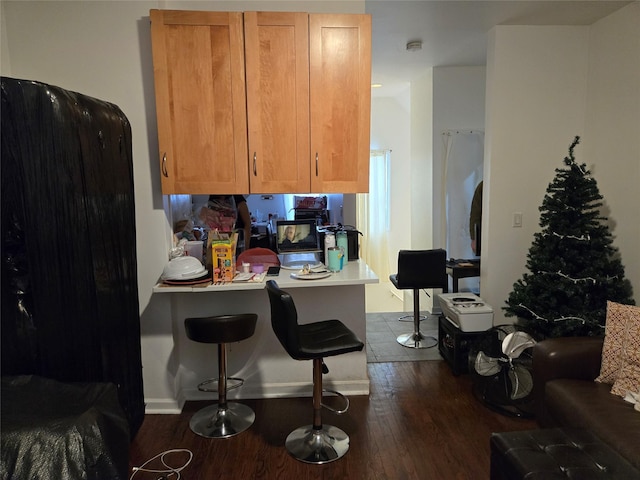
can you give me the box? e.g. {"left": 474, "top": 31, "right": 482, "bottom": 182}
{"left": 161, "top": 256, "right": 206, "bottom": 280}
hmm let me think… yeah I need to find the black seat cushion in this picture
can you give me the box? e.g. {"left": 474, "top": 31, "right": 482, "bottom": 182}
{"left": 390, "top": 249, "right": 447, "bottom": 290}
{"left": 185, "top": 314, "right": 258, "bottom": 344}
{"left": 295, "top": 319, "right": 364, "bottom": 360}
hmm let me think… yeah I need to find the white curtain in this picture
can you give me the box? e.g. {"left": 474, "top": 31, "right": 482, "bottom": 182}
{"left": 357, "top": 150, "right": 391, "bottom": 280}
{"left": 443, "top": 130, "right": 484, "bottom": 289}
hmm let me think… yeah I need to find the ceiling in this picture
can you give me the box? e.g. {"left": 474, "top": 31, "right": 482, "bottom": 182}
{"left": 366, "top": 0, "right": 633, "bottom": 96}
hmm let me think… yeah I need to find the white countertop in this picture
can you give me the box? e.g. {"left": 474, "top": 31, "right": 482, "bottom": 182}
{"left": 153, "top": 259, "right": 379, "bottom": 293}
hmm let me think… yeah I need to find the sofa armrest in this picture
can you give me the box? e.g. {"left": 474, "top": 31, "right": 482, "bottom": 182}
{"left": 533, "top": 336, "right": 604, "bottom": 382}
{"left": 532, "top": 336, "right": 604, "bottom": 418}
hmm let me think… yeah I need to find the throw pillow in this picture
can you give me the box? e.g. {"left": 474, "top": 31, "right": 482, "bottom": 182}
{"left": 595, "top": 301, "right": 640, "bottom": 397}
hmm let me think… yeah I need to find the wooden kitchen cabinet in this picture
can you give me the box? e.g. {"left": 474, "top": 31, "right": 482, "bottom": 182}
{"left": 309, "top": 14, "right": 371, "bottom": 193}
{"left": 244, "top": 12, "right": 371, "bottom": 193}
{"left": 243, "top": 11, "right": 310, "bottom": 193}
{"left": 150, "top": 10, "right": 371, "bottom": 195}
{"left": 150, "top": 10, "right": 249, "bottom": 194}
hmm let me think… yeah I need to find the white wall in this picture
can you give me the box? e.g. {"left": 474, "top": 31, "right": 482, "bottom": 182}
{"left": 2, "top": 0, "right": 179, "bottom": 409}
{"left": 583, "top": 2, "right": 640, "bottom": 302}
{"left": 432, "top": 66, "right": 486, "bottom": 295}
{"left": 483, "top": 10, "right": 640, "bottom": 324}
{"left": 1, "top": 0, "right": 365, "bottom": 412}
{"left": 432, "top": 66, "right": 486, "bottom": 251}
{"left": 410, "top": 72, "right": 434, "bottom": 251}
{"left": 370, "top": 90, "right": 411, "bottom": 278}
{"left": 484, "top": 25, "right": 590, "bottom": 323}
{"left": 406, "top": 73, "right": 435, "bottom": 310}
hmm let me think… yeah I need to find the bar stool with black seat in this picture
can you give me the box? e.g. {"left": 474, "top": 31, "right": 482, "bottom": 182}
{"left": 390, "top": 249, "right": 448, "bottom": 349}
{"left": 265, "top": 280, "right": 364, "bottom": 464}
{"left": 184, "top": 313, "right": 258, "bottom": 438}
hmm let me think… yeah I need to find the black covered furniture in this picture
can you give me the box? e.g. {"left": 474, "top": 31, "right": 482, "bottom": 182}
{"left": 390, "top": 249, "right": 448, "bottom": 348}
{"left": 265, "top": 280, "right": 364, "bottom": 464}
{"left": 1, "top": 77, "right": 144, "bottom": 435}
{"left": 490, "top": 428, "right": 639, "bottom": 480}
{"left": 184, "top": 314, "right": 258, "bottom": 439}
{"left": 1, "top": 375, "right": 130, "bottom": 480}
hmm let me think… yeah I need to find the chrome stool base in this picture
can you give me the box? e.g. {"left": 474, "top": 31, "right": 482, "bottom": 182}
{"left": 285, "top": 425, "right": 350, "bottom": 464}
{"left": 397, "top": 332, "right": 437, "bottom": 349}
{"left": 189, "top": 402, "right": 255, "bottom": 439}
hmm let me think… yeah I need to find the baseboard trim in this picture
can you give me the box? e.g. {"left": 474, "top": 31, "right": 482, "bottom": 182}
{"left": 143, "top": 379, "right": 370, "bottom": 414}
{"left": 180, "top": 379, "right": 371, "bottom": 403}
{"left": 144, "top": 397, "right": 184, "bottom": 414}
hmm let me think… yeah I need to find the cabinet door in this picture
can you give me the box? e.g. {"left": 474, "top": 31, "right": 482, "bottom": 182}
{"left": 309, "top": 14, "right": 372, "bottom": 193}
{"left": 244, "top": 12, "right": 310, "bottom": 193}
{"left": 150, "top": 10, "right": 249, "bottom": 194}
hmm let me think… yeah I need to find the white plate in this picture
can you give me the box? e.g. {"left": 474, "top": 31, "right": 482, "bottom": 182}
{"left": 290, "top": 272, "right": 332, "bottom": 280}
{"left": 162, "top": 272, "right": 211, "bottom": 285}
{"left": 280, "top": 262, "right": 323, "bottom": 270}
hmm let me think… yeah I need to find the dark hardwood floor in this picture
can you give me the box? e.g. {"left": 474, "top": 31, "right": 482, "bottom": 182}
{"left": 129, "top": 360, "right": 536, "bottom": 479}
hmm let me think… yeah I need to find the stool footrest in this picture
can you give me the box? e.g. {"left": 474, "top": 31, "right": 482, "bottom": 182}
{"left": 398, "top": 313, "right": 427, "bottom": 322}
{"left": 197, "top": 377, "right": 244, "bottom": 393}
{"left": 321, "top": 389, "right": 349, "bottom": 414}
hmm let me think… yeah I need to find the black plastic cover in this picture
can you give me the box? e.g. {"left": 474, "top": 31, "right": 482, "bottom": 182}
{"left": 1, "top": 77, "right": 144, "bottom": 435}
{"left": 1, "top": 375, "right": 129, "bottom": 480}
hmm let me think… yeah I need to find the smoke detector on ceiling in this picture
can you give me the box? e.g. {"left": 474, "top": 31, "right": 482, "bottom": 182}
{"left": 406, "top": 40, "right": 422, "bottom": 52}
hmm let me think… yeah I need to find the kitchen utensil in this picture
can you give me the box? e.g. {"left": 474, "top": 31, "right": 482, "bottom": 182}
{"left": 162, "top": 256, "right": 206, "bottom": 280}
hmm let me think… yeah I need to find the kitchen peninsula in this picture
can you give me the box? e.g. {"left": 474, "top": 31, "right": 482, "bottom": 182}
{"left": 153, "top": 260, "right": 378, "bottom": 411}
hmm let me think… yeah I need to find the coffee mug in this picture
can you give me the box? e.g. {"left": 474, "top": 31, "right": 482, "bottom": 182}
{"left": 327, "top": 247, "right": 343, "bottom": 272}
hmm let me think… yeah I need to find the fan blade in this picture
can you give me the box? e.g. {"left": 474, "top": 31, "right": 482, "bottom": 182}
{"left": 474, "top": 351, "right": 501, "bottom": 376}
{"left": 508, "top": 364, "right": 533, "bottom": 400}
{"left": 502, "top": 331, "right": 536, "bottom": 359}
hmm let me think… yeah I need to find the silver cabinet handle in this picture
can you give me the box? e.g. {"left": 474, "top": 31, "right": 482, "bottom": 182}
{"left": 161, "top": 152, "right": 168, "bottom": 177}
{"left": 315, "top": 152, "right": 318, "bottom": 176}
{"left": 253, "top": 152, "right": 257, "bottom": 176}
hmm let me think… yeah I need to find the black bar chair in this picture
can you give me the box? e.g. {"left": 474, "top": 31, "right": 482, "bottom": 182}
{"left": 184, "top": 313, "right": 258, "bottom": 438}
{"left": 389, "top": 249, "right": 448, "bottom": 348}
{"left": 265, "top": 280, "right": 364, "bottom": 464}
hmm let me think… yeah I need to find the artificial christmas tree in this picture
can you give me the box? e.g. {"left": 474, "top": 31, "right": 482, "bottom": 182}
{"left": 504, "top": 136, "right": 634, "bottom": 339}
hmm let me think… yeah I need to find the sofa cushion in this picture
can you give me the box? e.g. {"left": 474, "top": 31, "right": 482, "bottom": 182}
{"left": 543, "top": 378, "right": 640, "bottom": 470}
{"left": 596, "top": 301, "right": 640, "bottom": 397}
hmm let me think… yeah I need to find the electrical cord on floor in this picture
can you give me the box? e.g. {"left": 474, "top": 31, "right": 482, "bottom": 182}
{"left": 130, "top": 449, "right": 193, "bottom": 480}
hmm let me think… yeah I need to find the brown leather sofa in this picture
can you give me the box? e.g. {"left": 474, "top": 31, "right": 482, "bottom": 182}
{"left": 532, "top": 336, "right": 640, "bottom": 471}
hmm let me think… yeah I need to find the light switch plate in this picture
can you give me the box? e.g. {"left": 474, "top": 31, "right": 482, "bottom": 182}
{"left": 512, "top": 212, "right": 523, "bottom": 228}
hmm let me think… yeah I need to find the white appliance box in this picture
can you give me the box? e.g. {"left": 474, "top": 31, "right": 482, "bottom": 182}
{"left": 436, "top": 293, "right": 493, "bottom": 332}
